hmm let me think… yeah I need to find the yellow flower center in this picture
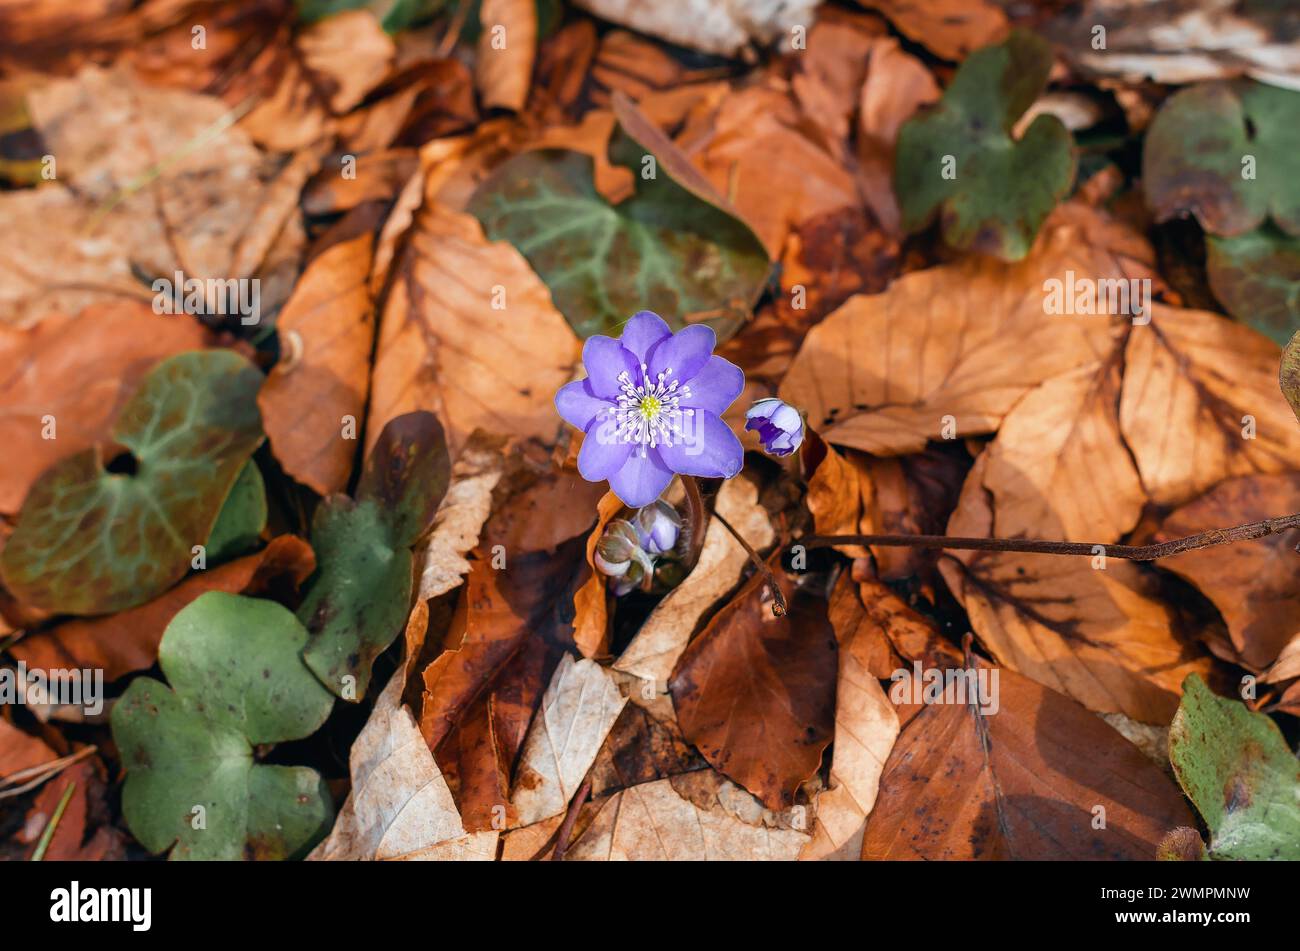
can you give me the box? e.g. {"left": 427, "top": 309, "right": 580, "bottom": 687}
{"left": 639, "top": 395, "right": 663, "bottom": 420}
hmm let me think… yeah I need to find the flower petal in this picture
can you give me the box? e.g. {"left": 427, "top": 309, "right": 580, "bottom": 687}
{"left": 555, "top": 380, "right": 612, "bottom": 432}
{"left": 680, "top": 355, "right": 744, "bottom": 415}
{"left": 583, "top": 335, "right": 640, "bottom": 398}
{"left": 619, "top": 311, "right": 672, "bottom": 362}
{"left": 646, "top": 324, "right": 715, "bottom": 385}
{"left": 657, "top": 410, "right": 744, "bottom": 479}
{"left": 578, "top": 426, "right": 631, "bottom": 481}
{"left": 608, "top": 449, "right": 674, "bottom": 507}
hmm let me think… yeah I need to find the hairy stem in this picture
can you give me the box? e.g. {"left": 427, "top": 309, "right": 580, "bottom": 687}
{"left": 681, "top": 476, "right": 709, "bottom": 568}
{"left": 798, "top": 512, "right": 1300, "bottom": 562}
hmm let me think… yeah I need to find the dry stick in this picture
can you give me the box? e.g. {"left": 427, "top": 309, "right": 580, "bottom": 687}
{"left": 551, "top": 779, "right": 592, "bottom": 862}
{"left": 798, "top": 512, "right": 1300, "bottom": 562}
{"left": 711, "top": 508, "right": 788, "bottom": 617}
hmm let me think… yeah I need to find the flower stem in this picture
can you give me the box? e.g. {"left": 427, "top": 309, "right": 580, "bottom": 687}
{"left": 681, "top": 476, "right": 709, "bottom": 569}
{"left": 798, "top": 512, "right": 1300, "bottom": 561}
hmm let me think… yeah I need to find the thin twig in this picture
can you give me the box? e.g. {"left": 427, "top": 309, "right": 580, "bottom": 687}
{"left": 798, "top": 512, "right": 1300, "bottom": 562}
{"left": 551, "top": 779, "right": 591, "bottom": 861}
{"left": 0, "top": 746, "right": 97, "bottom": 800}
{"left": 712, "top": 509, "right": 787, "bottom": 617}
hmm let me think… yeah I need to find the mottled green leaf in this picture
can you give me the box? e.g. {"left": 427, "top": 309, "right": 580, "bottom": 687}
{"left": 467, "top": 94, "right": 770, "bottom": 340}
{"left": 1206, "top": 225, "right": 1300, "bottom": 346}
{"left": 207, "top": 461, "right": 268, "bottom": 563}
{"left": 1283, "top": 331, "right": 1300, "bottom": 425}
{"left": 111, "top": 592, "right": 335, "bottom": 860}
{"left": 1, "top": 350, "right": 264, "bottom": 615}
{"left": 1144, "top": 80, "right": 1300, "bottom": 238}
{"left": 1168, "top": 673, "right": 1300, "bottom": 860}
{"left": 895, "top": 29, "right": 1075, "bottom": 261}
{"left": 301, "top": 411, "right": 450, "bottom": 699}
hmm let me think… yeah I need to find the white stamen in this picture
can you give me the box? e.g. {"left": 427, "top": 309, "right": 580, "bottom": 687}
{"left": 611, "top": 364, "right": 693, "bottom": 456}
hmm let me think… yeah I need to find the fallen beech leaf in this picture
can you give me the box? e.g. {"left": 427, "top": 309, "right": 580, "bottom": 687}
{"left": 567, "top": 0, "right": 820, "bottom": 57}
{"left": 1119, "top": 304, "right": 1300, "bottom": 507}
{"left": 780, "top": 204, "right": 1151, "bottom": 455}
{"left": 476, "top": 0, "right": 537, "bottom": 112}
{"left": 670, "top": 561, "right": 837, "bottom": 811}
{"left": 614, "top": 471, "right": 773, "bottom": 688}
{"left": 468, "top": 94, "right": 769, "bottom": 340}
{"left": 1, "top": 351, "right": 264, "bottom": 616}
{"left": 804, "top": 433, "right": 872, "bottom": 559}
{"left": 1143, "top": 80, "right": 1300, "bottom": 238}
{"left": 571, "top": 490, "right": 624, "bottom": 659}
{"left": 681, "top": 84, "right": 862, "bottom": 261}
{"left": 855, "top": 0, "right": 1006, "bottom": 62}
{"left": 587, "top": 702, "right": 707, "bottom": 799}
{"left": 366, "top": 202, "right": 579, "bottom": 455}
{"left": 0, "top": 301, "right": 213, "bottom": 514}
{"left": 1156, "top": 474, "right": 1300, "bottom": 669}
{"left": 566, "top": 770, "right": 809, "bottom": 860}
{"left": 895, "top": 30, "right": 1075, "bottom": 261}
{"left": 259, "top": 204, "right": 384, "bottom": 496}
{"left": 310, "top": 668, "right": 497, "bottom": 861}
{"left": 11, "top": 535, "right": 314, "bottom": 685}
{"left": 1284, "top": 331, "right": 1300, "bottom": 423}
{"left": 6, "top": 65, "right": 307, "bottom": 326}
{"left": 862, "top": 661, "right": 1196, "bottom": 859}
{"left": 1169, "top": 673, "right": 1300, "bottom": 860}
{"left": 941, "top": 453, "right": 1208, "bottom": 723}
{"left": 801, "top": 575, "right": 900, "bottom": 860}
{"left": 421, "top": 537, "right": 586, "bottom": 752}
{"left": 511, "top": 654, "right": 628, "bottom": 826}
{"left": 20, "top": 756, "right": 123, "bottom": 861}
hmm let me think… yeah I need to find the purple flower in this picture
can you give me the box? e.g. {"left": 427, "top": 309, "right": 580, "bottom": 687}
{"left": 555, "top": 311, "right": 745, "bottom": 507}
{"left": 745, "top": 397, "right": 803, "bottom": 457}
{"left": 633, "top": 501, "right": 681, "bottom": 555}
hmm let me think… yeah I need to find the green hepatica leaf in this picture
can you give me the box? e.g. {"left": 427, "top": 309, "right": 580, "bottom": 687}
{"left": 1, "top": 350, "right": 264, "bottom": 615}
{"left": 1144, "top": 80, "right": 1300, "bottom": 238}
{"left": 1283, "top": 331, "right": 1300, "bottom": 424}
{"left": 467, "top": 93, "right": 770, "bottom": 340}
{"left": 111, "top": 592, "right": 335, "bottom": 860}
{"left": 1168, "top": 674, "right": 1300, "bottom": 860}
{"left": 1207, "top": 225, "right": 1300, "bottom": 346}
{"left": 207, "top": 461, "right": 268, "bottom": 563}
{"left": 895, "top": 29, "right": 1075, "bottom": 262}
{"left": 301, "top": 412, "right": 450, "bottom": 700}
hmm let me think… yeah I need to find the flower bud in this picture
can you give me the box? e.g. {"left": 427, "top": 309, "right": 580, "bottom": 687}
{"left": 634, "top": 500, "right": 682, "bottom": 555}
{"left": 744, "top": 397, "right": 804, "bottom": 457}
{"left": 594, "top": 520, "right": 640, "bottom": 577}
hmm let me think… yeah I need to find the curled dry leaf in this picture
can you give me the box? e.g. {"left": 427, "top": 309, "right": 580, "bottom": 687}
{"left": 800, "top": 575, "right": 900, "bottom": 860}
{"left": 862, "top": 661, "right": 1196, "bottom": 859}
{"left": 613, "top": 471, "right": 773, "bottom": 689}
{"left": 366, "top": 202, "right": 580, "bottom": 455}
{"left": 670, "top": 559, "right": 838, "bottom": 811}
{"left": 511, "top": 654, "right": 628, "bottom": 827}
{"left": 310, "top": 669, "right": 498, "bottom": 861}
{"left": 780, "top": 204, "right": 1153, "bottom": 455}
